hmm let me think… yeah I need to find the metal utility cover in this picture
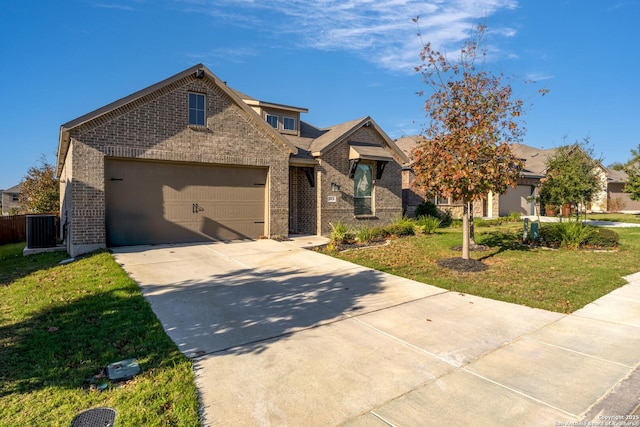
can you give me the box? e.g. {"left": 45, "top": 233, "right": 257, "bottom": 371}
{"left": 71, "top": 407, "right": 116, "bottom": 427}
{"left": 107, "top": 358, "right": 141, "bottom": 381}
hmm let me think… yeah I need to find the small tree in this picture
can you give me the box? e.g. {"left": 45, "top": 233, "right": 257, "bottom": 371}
{"left": 624, "top": 144, "right": 640, "bottom": 201}
{"left": 412, "top": 23, "right": 532, "bottom": 260}
{"left": 19, "top": 156, "right": 59, "bottom": 213}
{"left": 538, "top": 141, "right": 604, "bottom": 215}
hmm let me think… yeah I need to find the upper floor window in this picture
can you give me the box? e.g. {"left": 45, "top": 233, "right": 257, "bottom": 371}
{"left": 283, "top": 117, "right": 296, "bottom": 131}
{"left": 12, "top": 194, "right": 19, "bottom": 202}
{"left": 266, "top": 114, "right": 278, "bottom": 129}
{"left": 188, "top": 93, "right": 205, "bottom": 126}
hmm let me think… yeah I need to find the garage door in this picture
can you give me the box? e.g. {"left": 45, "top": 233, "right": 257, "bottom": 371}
{"left": 499, "top": 185, "right": 534, "bottom": 216}
{"left": 105, "top": 159, "right": 267, "bottom": 246}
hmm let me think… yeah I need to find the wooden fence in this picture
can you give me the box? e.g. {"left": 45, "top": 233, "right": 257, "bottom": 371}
{"left": 0, "top": 214, "right": 27, "bottom": 245}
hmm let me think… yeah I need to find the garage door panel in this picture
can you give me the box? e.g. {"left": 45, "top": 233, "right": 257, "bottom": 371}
{"left": 105, "top": 159, "right": 267, "bottom": 246}
{"left": 500, "top": 185, "right": 534, "bottom": 216}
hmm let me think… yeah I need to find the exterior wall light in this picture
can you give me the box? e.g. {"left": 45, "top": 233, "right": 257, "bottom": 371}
{"left": 331, "top": 182, "right": 340, "bottom": 192}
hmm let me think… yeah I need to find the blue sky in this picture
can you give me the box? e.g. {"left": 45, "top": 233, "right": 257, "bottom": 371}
{"left": 1, "top": 0, "right": 639, "bottom": 190}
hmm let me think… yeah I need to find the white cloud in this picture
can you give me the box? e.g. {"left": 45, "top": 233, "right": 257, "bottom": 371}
{"left": 93, "top": 2, "right": 136, "bottom": 11}
{"left": 524, "top": 72, "right": 554, "bottom": 82}
{"left": 186, "top": 47, "right": 259, "bottom": 64}
{"left": 176, "top": 0, "right": 519, "bottom": 72}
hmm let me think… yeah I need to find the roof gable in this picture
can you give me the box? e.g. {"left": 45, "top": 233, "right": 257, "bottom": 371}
{"left": 308, "top": 117, "right": 409, "bottom": 164}
{"left": 57, "top": 64, "right": 298, "bottom": 176}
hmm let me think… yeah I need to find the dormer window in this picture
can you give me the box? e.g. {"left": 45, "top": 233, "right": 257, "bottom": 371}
{"left": 266, "top": 114, "right": 278, "bottom": 129}
{"left": 283, "top": 117, "right": 296, "bottom": 131}
{"left": 188, "top": 93, "right": 205, "bottom": 126}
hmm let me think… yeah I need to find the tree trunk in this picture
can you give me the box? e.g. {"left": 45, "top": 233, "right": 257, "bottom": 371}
{"left": 462, "top": 202, "right": 470, "bottom": 260}
{"left": 469, "top": 201, "right": 475, "bottom": 245}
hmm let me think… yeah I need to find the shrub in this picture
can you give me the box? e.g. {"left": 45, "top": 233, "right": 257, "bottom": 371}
{"left": 507, "top": 211, "right": 522, "bottom": 221}
{"left": 450, "top": 218, "right": 463, "bottom": 228}
{"left": 415, "top": 201, "right": 453, "bottom": 227}
{"left": 584, "top": 228, "right": 619, "bottom": 248}
{"left": 370, "top": 226, "right": 388, "bottom": 239}
{"left": 540, "top": 221, "right": 594, "bottom": 250}
{"left": 355, "top": 224, "right": 376, "bottom": 244}
{"left": 607, "top": 197, "right": 626, "bottom": 213}
{"left": 329, "top": 221, "right": 353, "bottom": 245}
{"left": 475, "top": 218, "right": 505, "bottom": 227}
{"left": 415, "top": 201, "right": 440, "bottom": 218}
{"left": 385, "top": 223, "right": 415, "bottom": 236}
{"left": 439, "top": 209, "right": 453, "bottom": 227}
{"left": 414, "top": 215, "right": 442, "bottom": 234}
{"left": 385, "top": 216, "right": 416, "bottom": 237}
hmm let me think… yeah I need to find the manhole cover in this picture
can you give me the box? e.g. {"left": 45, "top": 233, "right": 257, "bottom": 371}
{"left": 70, "top": 407, "right": 116, "bottom": 427}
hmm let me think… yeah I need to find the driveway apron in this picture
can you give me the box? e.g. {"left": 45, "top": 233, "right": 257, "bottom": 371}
{"left": 112, "top": 241, "right": 640, "bottom": 426}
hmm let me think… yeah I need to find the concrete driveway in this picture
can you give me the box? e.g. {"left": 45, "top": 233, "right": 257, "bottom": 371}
{"left": 112, "top": 239, "right": 640, "bottom": 426}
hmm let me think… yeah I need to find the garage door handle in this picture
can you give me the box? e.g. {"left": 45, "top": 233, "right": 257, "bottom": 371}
{"left": 192, "top": 203, "right": 204, "bottom": 213}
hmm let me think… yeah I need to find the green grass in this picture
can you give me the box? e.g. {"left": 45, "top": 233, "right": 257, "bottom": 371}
{"left": 0, "top": 244, "right": 200, "bottom": 426}
{"left": 333, "top": 224, "right": 640, "bottom": 313}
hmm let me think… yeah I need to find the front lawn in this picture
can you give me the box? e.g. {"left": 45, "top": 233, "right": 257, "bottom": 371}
{"left": 0, "top": 244, "right": 200, "bottom": 426}
{"left": 332, "top": 224, "right": 640, "bottom": 313}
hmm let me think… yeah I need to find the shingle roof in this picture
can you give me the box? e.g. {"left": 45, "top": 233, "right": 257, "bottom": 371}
{"left": 394, "top": 135, "right": 424, "bottom": 161}
{"left": 510, "top": 143, "right": 559, "bottom": 177}
{"left": 2, "top": 184, "right": 22, "bottom": 194}
{"left": 393, "top": 138, "right": 560, "bottom": 177}
{"left": 607, "top": 168, "right": 628, "bottom": 183}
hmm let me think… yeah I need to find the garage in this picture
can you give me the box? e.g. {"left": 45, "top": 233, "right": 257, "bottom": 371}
{"left": 105, "top": 159, "right": 267, "bottom": 246}
{"left": 499, "top": 185, "right": 534, "bottom": 216}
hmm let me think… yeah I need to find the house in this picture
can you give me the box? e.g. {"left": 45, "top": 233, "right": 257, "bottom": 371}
{"left": 395, "top": 135, "right": 499, "bottom": 219}
{"left": 1, "top": 184, "right": 22, "bottom": 215}
{"left": 501, "top": 143, "right": 609, "bottom": 216}
{"left": 498, "top": 144, "right": 555, "bottom": 216}
{"left": 57, "top": 64, "right": 408, "bottom": 257}
{"left": 607, "top": 169, "right": 640, "bottom": 213}
{"left": 395, "top": 138, "right": 620, "bottom": 218}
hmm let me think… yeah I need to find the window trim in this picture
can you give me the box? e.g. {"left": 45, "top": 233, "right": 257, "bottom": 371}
{"left": 188, "top": 93, "right": 206, "bottom": 126}
{"left": 283, "top": 116, "right": 296, "bottom": 131}
{"left": 266, "top": 114, "right": 279, "bottom": 129}
{"left": 354, "top": 162, "right": 373, "bottom": 216}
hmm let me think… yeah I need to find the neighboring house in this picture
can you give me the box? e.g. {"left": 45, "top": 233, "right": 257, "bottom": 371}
{"left": 395, "top": 135, "right": 499, "bottom": 219}
{"left": 395, "top": 139, "right": 618, "bottom": 218}
{"left": 499, "top": 144, "right": 555, "bottom": 216}
{"left": 1, "top": 184, "right": 22, "bottom": 215}
{"left": 502, "top": 143, "right": 609, "bottom": 216}
{"left": 57, "top": 64, "right": 408, "bottom": 257}
{"left": 607, "top": 169, "right": 640, "bottom": 213}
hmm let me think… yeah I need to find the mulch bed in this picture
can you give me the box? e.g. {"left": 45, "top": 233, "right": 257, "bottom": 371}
{"left": 329, "top": 238, "right": 390, "bottom": 252}
{"left": 437, "top": 257, "right": 489, "bottom": 273}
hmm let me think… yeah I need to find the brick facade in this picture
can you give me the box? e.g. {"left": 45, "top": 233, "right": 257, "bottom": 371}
{"left": 318, "top": 127, "right": 403, "bottom": 233}
{"left": 288, "top": 166, "right": 317, "bottom": 234}
{"left": 60, "top": 74, "right": 291, "bottom": 256}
